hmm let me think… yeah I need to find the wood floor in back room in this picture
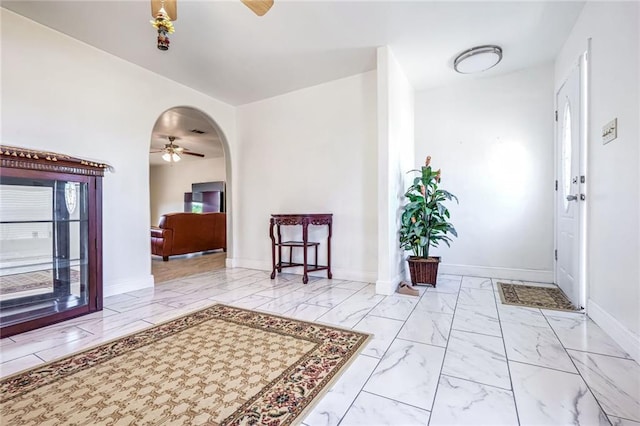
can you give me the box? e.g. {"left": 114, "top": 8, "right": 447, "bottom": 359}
{"left": 151, "top": 251, "right": 226, "bottom": 284}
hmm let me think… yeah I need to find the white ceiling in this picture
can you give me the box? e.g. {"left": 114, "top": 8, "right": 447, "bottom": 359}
{"left": 149, "top": 107, "right": 224, "bottom": 165}
{"left": 3, "top": 1, "right": 585, "bottom": 106}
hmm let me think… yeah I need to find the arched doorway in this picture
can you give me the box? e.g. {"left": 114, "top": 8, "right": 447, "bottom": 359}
{"left": 148, "top": 106, "right": 232, "bottom": 283}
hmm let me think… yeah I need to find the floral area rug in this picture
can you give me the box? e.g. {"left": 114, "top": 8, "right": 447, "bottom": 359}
{"left": 1, "top": 304, "right": 370, "bottom": 425}
{"left": 497, "top": 282, "right": 579, "bottom": 312}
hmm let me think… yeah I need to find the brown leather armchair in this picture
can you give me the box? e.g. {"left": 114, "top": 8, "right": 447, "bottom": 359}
{"left": 151, "top": 212, "right": 226, "bottom": 261}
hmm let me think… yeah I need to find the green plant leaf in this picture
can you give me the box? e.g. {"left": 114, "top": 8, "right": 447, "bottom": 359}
{"left": 399, "top": 157, "right": 458, "bottom": 255}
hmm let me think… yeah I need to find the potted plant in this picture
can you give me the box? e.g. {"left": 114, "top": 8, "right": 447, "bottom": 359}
{"left": 399, "top": 155, "right": 458, "bottom": 286}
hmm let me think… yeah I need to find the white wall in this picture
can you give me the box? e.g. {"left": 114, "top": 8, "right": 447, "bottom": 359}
{"left": 149, "top": 158, "right": 226, "bottom": 225}
{"left": 555, "top": 2, "right": 640, "bottom": 360}
{"left": 376, "top": 47, "right": 415, "bottom": 294}
{"left": 2, "top": 10, "right": 237, "bottom": 296}
{"left": 235, "top": 72, "right": 378, "bottom": 282}
{"left": 415, "top": 64, "right": 555, "bottom": 281}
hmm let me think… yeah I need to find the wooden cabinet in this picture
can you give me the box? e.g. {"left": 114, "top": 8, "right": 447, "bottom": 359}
{"left": 0, "top": 145, "right": 106, "bottom": 338}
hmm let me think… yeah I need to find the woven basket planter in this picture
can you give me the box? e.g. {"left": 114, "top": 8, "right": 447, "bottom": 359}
{"left": 407, "top": 256, "right": 441, "bottom": 286}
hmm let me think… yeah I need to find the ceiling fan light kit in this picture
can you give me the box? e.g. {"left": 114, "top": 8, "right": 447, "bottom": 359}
{"left": 162, "top": 152, "right": 181, "bottom": 162}
{"left": 454, "top": 45, "right": 503, "bottom": 74}
{"left": 151, "top": 136, "right": 206, "bottom": 163}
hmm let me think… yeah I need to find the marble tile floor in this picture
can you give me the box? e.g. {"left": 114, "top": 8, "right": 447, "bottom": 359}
{"left": 1, "top": 268, "right": 639, "bottom": 426}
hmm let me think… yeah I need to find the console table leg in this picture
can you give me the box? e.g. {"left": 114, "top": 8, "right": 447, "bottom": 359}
{"left": 277, "top": 225, "right": 283, "bottom": 272}
{"left": 269, "top": 219, "right": 277, "bottom": 279}
{"left": 303, "top": 219, "right": 309, "bottom": 284}
{"left": 327, "top": 222, "right": 333, "bottom": 279}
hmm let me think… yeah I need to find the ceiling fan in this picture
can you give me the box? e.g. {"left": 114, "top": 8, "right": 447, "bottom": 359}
{"left": 151, "top": 0, "right": 273, "bottom": 50}
{"left": 150, "top": 136, "right": 205, "bottom": 163}
{"left": 150, "top": 0, "right": 274, "bottom": 20}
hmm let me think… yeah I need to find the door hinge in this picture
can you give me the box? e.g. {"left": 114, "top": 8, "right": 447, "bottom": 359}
{"left": 555, "top": 110, "right": 558, "bottom": 122}
{"left": 555, "top": 180, "right": 558, "bottom": 191}
{"left": 554, "top": 249, "right": 558, "bottom": 261}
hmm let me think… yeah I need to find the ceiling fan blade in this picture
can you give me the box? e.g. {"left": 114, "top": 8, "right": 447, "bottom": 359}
{"left": 151, "top": 0, "right": 177, "bottom": 20}
{"left": 182, "top": 151, "right": 205, "bottom": 158}
{"left": 241, "top": 0, "right": 273, "bottom": 16}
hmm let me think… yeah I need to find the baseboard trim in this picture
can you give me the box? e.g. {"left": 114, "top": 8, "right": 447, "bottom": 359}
{"left": 587, "top": 299, "right": 640, "bottom": 363}
{"left": 232, "top": 258, "right": 376, "bottom": 283}
{"left": 103, "top": 274, "right": 154, "bottom": 297}
{"left": 232, "top": 258, "right": 271, "bottom": 272}
{"left": 438, "top": 263, "right": 554, "bottom": 283}
{"left": 376, "top": 272, "right": 404, "bottom": 295}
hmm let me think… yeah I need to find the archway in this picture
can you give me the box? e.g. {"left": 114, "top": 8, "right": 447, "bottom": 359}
{"left": 148, "top": 106, "right": 232, "bottom": 283}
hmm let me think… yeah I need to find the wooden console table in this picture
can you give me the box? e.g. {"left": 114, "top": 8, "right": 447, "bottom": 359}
{"left": 269, "top": 214, "right": 333, "bottom": 284}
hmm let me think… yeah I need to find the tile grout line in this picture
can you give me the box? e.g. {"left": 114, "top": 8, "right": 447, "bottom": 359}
{"left": 539, "top": 310, "right": 634, "bottom": 361}
{"left": 439, "top": 372, "right": 513, "bottom": 392}
{"left": 492, "top": 277, "right": 522, "bottom": 426}
{"left": 314, "top": 283, "right": 387, "bottom": 327}
{"left": 559, "top": 347, "right": 634, "bottom": 361}
{"left": 607, "top": 414, "right": 640, "bottom": 424}
{"left": 365, "top": 313, "right": 408, "bottom": 323}
{"left": 7, "top": 271, "right": 624, "bottom": 425}
{"left": 426, "top": 275, "right": 463, "bottom": 425}
{"left": 335, "top": 282, "right": 432, "bottom": 424}
{"left": 362, "top": 389, "right": 432, "bottom": 414}
{"left": 541, "top": 308, "right": 614, "bottom": 425}
{"left": 508, "top": 359, "right": 580, "bottom": 375}
{"left": 334, "top": 347, "right": 383, "bottom": 425}
{"left": 393, "top": 336, "right": 447, "bottom": 349}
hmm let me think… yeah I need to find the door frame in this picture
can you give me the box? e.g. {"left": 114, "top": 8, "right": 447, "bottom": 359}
{"left": 554, "top": 47, "right": 590, "bottom": 310}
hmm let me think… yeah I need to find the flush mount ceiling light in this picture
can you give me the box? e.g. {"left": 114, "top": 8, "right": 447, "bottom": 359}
{"left": 454, "top": 45, "right": 503, "bottom": 74}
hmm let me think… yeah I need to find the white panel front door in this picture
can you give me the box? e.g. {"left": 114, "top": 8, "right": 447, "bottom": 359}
{"left": 555, "top": 62, "right": 582, "bottom": 308}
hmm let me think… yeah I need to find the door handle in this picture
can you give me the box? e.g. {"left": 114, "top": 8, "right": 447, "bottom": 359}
{"left": 566, "top": 194, "right": 578, "bottom": 201}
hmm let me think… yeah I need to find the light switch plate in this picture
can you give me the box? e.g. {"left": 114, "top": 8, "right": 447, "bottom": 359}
{"left": 602, "top": 118, "right": 617, "bottom": 144}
